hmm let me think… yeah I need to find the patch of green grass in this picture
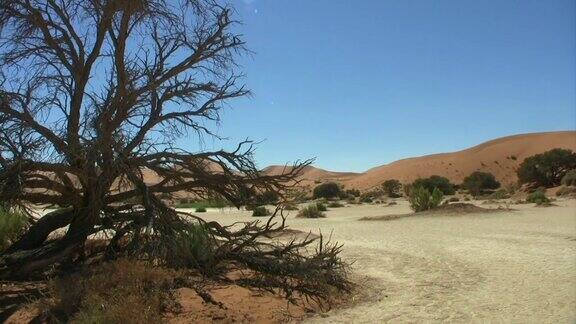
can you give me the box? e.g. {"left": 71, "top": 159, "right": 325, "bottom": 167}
{"left": 0, "top": 206, "right": 28, "bottom": 251}
{"left": 195, "top": 207, "right": 207, "bottom": 212}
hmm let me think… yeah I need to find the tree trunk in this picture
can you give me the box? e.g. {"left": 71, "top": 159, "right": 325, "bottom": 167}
{"left": 5, "top": 208, "right": 74, "bottom": 253}
{"left": 0, "top": 190, "right": 103, "bottom": 278}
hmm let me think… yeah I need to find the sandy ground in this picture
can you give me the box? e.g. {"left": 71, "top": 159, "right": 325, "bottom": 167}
{"left": 185, "top": 199, "right": 576, "bottom": 323}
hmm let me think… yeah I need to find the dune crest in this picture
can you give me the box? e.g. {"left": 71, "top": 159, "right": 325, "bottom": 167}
{"left": 264, "top": 131, "right": 576, "bottom": 190}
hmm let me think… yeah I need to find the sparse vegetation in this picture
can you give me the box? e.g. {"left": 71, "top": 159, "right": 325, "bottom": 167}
{"left": 360, "top": 196, "right": 373, "bottom": 203}
{"left": 165, "top": 223, "right": 216, "bottom": 271}
{"left": 283, "top": 202, "right": 299, "bottom": 210}
{"left": 382, "top": 179, "right": 402, "bottom": 198}
{"left": 0, "top": 206, "right": 28, "bottom": 252}
{"left": 328, "top": 201, "right": 345, "bottom": 208}
{"left": 462, "top": 171, "right": 500, "bottom": 196}
{"left": 195, "top": 207, "right": 207, "bottom": 213}
{"left": 297, "top": 205, "right": 326, "bottom": 218}
{"left": 411, "top": 176, "right": 455, "bottom": 195}
{"left": 345, "top": 189, "right": 361, "bottom": 197}
{"left": 313, "top": 182, "right": 342, "bottom": 199}
{"left": 556, "top": 186, "right": 576, "bottom": 197}
{"left": 44, "top": 259, "right": 176, "bottom": 323}
{"left": 253, "top": 191, "right": 280, "bottom": 206}
{"left": 316, "top": 202, "right": 328, "bottom": 211}
{"left": 487, "top": 188, "right": 510, "bottom": 200}
{"left": 517, "top": 149, "right": 576, "bottom": 187}
{"left": 409, "top": 187, "right": 444, "bottom": 212}
{"left": 174, "top": 198, "right": 230, "bottom": 209}
{"left": 561, "top": 170, "right": 576, "bottom": 187}
{"left": 252, "top": 206, "right": 271, "bottom": 217}
{"left": 526, "top": 190, "right": 551, "bottom": 206}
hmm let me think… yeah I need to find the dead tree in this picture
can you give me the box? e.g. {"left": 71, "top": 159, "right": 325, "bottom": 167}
{"left": 0, "top": 0, "right": 323, "bottom": 279}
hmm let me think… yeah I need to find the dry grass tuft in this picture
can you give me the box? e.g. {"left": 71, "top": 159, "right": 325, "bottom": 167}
{"left": 43, "top": 259, "right": 178, "bottom": 323}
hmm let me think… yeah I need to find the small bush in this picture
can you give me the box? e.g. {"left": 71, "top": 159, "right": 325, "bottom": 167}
{"left": 313, "top": 182, "right": 342, "bottom": 199}
{"left": 345, "top": 189, "right": 361, "bottom": 197}
{"left": 409, "top": 187, "right": 443, "bottom": 212}
{"left": 561, "top": 170, "right": 576, "bottom": 187}
{"left": 411, "top": 176, "right": 455, "bottom": 195}
{"left": 253, "top": 190, "right": 280, "bottom": 205}
{"left": 166, "top": 222, "right": 216, "bottom": 271}
{"left": 462, "top": 171, "right": 500, "bottom": 196}
{"left": 328, "top": 201, "right": 344, "bottom": 208}
{"left": 252, "top": 206, "right": 271, "bottom": 217}
{"left": 487, "top": 188, "right": 510, "bottom": 200}
{"left": 195, "top": 207, "right": 207, "bottom": 212}
{"left": 0, "top": 206, "right": 28, "bottom": 251}
{"left": 316, "top": 202, "right": 328, "bottom": 211}
{"left": 381, "top": 179, "right": 402, "bottom": 198}
{"left": 526, "top": 190, "right": 550, "bottom": 205}
{"left": 173, "top": 198, "right": 229, "bottom": 209}
{"left": 46, "top": 259, "right": 176, "bottom": 323}
{"left": 297, "top": 205, "right": 326, "bottom": 218}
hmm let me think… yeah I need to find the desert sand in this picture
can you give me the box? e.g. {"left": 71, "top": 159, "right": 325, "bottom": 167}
{"left": 186, "top": 198, "right": 576, "bottom": 323}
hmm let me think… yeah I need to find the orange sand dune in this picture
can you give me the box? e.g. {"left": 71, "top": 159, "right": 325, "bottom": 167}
{"left": 122, "top": 131, "right": 576, "bottom": 194}
{"left": 346, "top": 131, "right": 576, "bottom": 189}
{"left": 264, "top": 131, "right": 576, "bottom": 191}
{"left": 262, "top": 165, "right": 361, "bottom": 189}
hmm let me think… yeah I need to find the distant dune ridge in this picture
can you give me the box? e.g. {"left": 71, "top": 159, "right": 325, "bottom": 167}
{"left": 264, "top": 131, "right": 576, "bottom": 190}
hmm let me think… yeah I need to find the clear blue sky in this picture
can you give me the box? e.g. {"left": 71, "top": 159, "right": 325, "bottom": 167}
{"left": 181, "top": 0, "right": 576, "bottom": 172}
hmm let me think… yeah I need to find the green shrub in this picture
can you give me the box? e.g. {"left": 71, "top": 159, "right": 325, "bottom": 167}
{"left": 462, "top": 171, "right": 500, "bottom": 196}
{"left": 313, "top": 182, "right": 342, "bottom": 199}
{"left": 517, "top": 149, "right": 576, "bottom": 187}
{"left": 252, "top": 206, "right": 271, "bottom": 217}
{"left": 411, "top": 176, "right": 455, "bottom": 195}
{"left": 0, "top": 206, "right": 28, "bottom": 251}
{"left": 381, "top": 179, "right": 402, "bottom": 198}
{"left": 195, "top": 207, "right": 207, "bottom": 213}
{"left": 561, "top": 170, "right": 576, "bottom": 186}
{"left": 316, "top": 202, "right": 328, "bottom": 211}
{"left": 296, "top": 205, "right": 326, "bottom": 218}
{"left": 253, "top": 191, "right": 280, "bottom": 205}
{"left": 526, "top": 190, "right": 550, "bottom": 205}
{"left": 327, "top": 201, "right": 344, "bottom": 208}
{"left": 409, "top": 187, "right": 443, "bottom": 212}
{"left": 167, "top": 223, "right": 216, "bottom": 270}
{"left": 487, "top": 188, "right": 510, "bottom": 200}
